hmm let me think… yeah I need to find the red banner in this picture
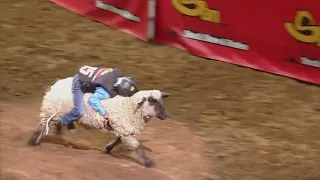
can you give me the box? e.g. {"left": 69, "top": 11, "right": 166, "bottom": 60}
{"left": 50, "top": 0, "right": 150, "bottom": 41}
{"left": 154, "top": 0, "right": 320, "bottom": 84}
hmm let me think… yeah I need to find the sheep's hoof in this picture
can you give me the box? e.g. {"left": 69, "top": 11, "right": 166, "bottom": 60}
{"left": 144, "top": 158, "right": 155, "bottom": 168}
{"left": 28, "top": 125, "right": 46, "bottom": 146}
{"left": 104, "top": 146, "right": 113, "bottom": 154}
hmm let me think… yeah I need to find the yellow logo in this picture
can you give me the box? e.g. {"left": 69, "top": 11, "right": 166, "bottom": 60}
{"left": 100, "top": 68, "right": 114, "bottom": 76}
{"left": 171, "top": 0, "right": 220, "bottom": 23}
{"left": 285, "top": 10, "right": 320, "bottom": 47}
{"left": 130, "top": 86, "right": 135, "bottom": 91}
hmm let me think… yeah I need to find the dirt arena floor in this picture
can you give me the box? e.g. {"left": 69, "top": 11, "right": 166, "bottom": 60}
{"left": 1, "top": 0, "right": 320, "bottom": 180}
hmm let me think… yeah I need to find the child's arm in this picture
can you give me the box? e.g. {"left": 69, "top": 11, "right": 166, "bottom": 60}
{"left": 88, "top": 86, "right": 111, "bottom": 116}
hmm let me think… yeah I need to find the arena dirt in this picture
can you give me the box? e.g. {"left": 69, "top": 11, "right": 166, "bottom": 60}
{"left": 1, "top": 0, "right": 320, "bottom": 180}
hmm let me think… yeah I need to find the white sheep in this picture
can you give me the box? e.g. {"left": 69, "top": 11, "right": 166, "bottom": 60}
{"left": 28, "top": 77, "right": 170, "bottom": 168}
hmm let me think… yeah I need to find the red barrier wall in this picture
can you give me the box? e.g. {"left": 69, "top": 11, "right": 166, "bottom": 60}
{"left": 50, "top": 0, "right": 150, "bottom": 41}
{"left": 154, "top": 0, "right": 320, "bottom": 84}
{"left": 50, "top": 0, "right": 319, "bottom": 84}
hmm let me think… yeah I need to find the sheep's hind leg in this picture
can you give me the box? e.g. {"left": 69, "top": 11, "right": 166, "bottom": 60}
{"left": 104, "top": 137, "right": 121, "bottom": 154}
{"left": 28, "top": 113, "right": 59, "bottom": 146}
{"left": 27, "top": 118, "right": 47, "bottom": 146}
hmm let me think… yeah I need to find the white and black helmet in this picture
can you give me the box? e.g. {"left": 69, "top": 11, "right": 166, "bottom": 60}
{"left": 113, "top": 77, "right": 139, "bottom": 97}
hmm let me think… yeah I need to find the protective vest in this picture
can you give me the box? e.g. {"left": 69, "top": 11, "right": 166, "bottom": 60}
{"left": 77, "top": 65, "right": 124, "bottom": 97}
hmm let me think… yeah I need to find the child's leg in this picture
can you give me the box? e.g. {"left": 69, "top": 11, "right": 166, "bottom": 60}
{"left": 61, "top": 74, "right": 85, "bottom": 130}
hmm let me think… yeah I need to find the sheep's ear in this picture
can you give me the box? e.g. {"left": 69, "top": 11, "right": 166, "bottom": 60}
{"left": 137, "top": 97, "right": 147, "bottom": 107}
{"left": 161, "top": 92, "right": 169, "bottom": 99}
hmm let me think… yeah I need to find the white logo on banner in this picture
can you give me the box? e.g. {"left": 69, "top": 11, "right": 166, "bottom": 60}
{"left": 95, "top": 0, "right": 141, "bottom": 22}
{"left": 300, "top": 57, "right": 320, "bottom": 68}
{"left": 182, "top": 30, "right": 249, "bottom": 51}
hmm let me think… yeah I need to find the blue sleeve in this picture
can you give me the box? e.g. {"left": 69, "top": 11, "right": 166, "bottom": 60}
{"left": 88, "top": 86, "right": 111, "bottom": 116}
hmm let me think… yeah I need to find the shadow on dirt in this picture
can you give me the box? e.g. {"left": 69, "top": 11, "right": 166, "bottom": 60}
{"left": 30, "top": 134, "right": 153, "bottom": 166}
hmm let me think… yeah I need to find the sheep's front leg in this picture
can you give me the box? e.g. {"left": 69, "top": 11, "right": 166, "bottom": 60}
{"left": 104, "top": 137, "right": 121, "bottom": 154}
{"left": 121, "top": 136, "right": 155, "bottom": 168}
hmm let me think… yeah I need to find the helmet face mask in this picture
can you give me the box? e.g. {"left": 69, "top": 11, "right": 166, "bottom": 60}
{"left": 115, "top": 77, "right": 139, "bottom": 97}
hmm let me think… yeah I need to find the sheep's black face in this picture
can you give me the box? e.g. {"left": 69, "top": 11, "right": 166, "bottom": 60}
{"left": 148, "top": 92, "right": 169, "bottom": 120}
{"left": 147, "top": 96, "right": 167, "bottom": 120}
{"left": 136, "top": 91, "right": 170, "bottom": 120}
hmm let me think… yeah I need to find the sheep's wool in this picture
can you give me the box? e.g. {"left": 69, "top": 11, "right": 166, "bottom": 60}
{"left": 40, "top": 77, "right": 163, "bottom": 138}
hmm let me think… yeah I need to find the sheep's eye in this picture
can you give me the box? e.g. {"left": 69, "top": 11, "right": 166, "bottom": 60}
{"left": 147, "top": 97, "right": 157, "bottom": 104}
